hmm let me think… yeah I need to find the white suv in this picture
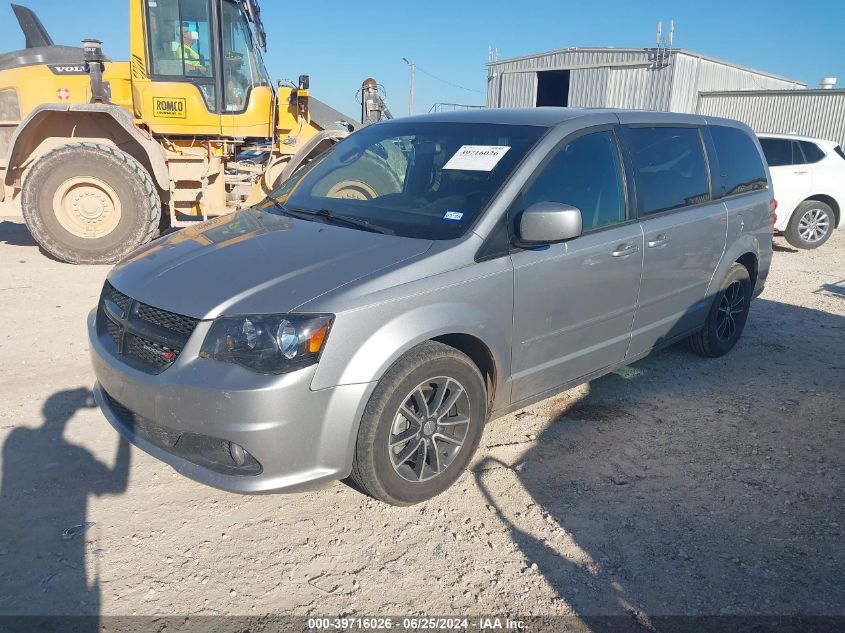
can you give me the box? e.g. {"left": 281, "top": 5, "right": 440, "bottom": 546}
{"left": 758, "top": 134, "right": 845, "bottom": 249}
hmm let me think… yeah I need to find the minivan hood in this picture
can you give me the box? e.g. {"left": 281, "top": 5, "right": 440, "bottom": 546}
{"left": 108, "top": 207, "right": 434, "bottom": 318}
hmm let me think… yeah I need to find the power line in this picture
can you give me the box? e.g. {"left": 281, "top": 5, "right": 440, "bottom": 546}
{"left": 413, "top": 64, "right": 482, "bottom": 94}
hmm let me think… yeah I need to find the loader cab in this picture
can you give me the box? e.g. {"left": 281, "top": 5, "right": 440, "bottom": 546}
{"left": 133, "top": 0, "right": 274, "bottom": 137}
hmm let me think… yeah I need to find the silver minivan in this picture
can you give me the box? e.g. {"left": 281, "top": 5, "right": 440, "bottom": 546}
{"left": 89, "top": 109, "right": 773, "bottom": 505}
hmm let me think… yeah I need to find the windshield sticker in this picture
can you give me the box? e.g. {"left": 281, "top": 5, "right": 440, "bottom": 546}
{"left": 443, "top": 210, "right": 464, "bottom": 221}
{"left": 443, "top": 145, "right": 511, "bottom": 171}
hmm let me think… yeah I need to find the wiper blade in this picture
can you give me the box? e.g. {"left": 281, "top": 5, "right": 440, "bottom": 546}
{"left": 266, "top": 195, "right": 294, "bottom": 215}
{"left": 284, "top": 205, "right": 395, "bottom": 235}
{"left": 265, "top": 196, "right": 394, "bottom": 235}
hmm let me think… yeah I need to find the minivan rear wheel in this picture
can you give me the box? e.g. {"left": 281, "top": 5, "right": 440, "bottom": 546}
{"left": 349, "top": 341, "right": 487, "bottom": 506}
{"left": 785, "top": 200, "right": 834, "bottom": 249}
{"left": 687, "top": 263, "right": 751, "bottom": 358}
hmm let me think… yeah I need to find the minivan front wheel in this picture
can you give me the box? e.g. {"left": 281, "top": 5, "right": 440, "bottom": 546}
{"left": 687, "top": 263, "right": 751, "bottom": 358}
{"left": 350, "top": 342, "right": 487, "bottom": 505}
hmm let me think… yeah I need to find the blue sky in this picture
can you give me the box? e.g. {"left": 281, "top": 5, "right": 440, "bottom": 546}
{"left": 2, "top": 0, "right": 843, "bottom": 118}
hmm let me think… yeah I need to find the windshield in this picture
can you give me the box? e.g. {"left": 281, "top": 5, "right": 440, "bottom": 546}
{"left": 265, "top": 122, "right": 546, "bottom": 240}
{"left": 221, "top": 0, "right": 271, "bottom": 112}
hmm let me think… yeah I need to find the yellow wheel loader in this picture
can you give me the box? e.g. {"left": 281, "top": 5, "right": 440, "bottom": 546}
{"left": 0, "top": 1, "right": 357, "bottom": 264}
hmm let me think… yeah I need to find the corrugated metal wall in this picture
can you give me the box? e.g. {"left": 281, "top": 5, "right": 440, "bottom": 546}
{"left": 697, "top": 90, "right": 845, "bottom": 147}
{"left": 486, "top": 47, "right": 843, "bottom": 146}
{"left": 667, "top": 54, "right": 700, "bottom": 112}
{"left": 567, "top": 67, "right": 608, "bottom": 107}
{"left": 488, "top": 48, "right": 663, "bottom": 109}
{"left": 493, "top": 71, "right": 536, "bottom": 108}
{"left": 669, "top": 54, "right": 803, "bottom": 112}
{"left": 606, "top": 66, "right": 670, "bottom": 110}
{"left": 488, "top": 48, "right": 805, "bottom": 114}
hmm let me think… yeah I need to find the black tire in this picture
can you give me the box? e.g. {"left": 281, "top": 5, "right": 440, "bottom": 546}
{"left": 349, "top": 341, "right": 487, "bottom": 506}
{"left": 21, "top": 142, "right": 161, "bottom": 265}
{"left": 784, "top": 200, "right": 834, "bottom": 249}
{"left": 687, "top": 263, "right": 752, "bottom": 358}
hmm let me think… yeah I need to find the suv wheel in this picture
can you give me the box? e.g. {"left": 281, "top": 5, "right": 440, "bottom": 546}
{"left": 785, "top": 200, "right": 834, "bottom": 249}
{"left": 687, "top": 263, "right": 751, "bottom": 358}
{"left": 349, "top": 341, "right": 487, "bottom": 505}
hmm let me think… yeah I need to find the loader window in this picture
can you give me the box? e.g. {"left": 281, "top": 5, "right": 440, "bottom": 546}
{"left": 147, "top": 0, "right": 217, "bottom": 110}
{"left": 221, "top": 1, "right": 270, "bottom": 112}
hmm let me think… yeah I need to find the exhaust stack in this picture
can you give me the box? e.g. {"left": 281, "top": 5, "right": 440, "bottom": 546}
{"left": 11, "top": 4, "right": 54, "bottom": 49}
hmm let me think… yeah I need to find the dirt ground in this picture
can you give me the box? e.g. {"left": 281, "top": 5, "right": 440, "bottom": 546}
{"left": 0, "top": 213, "right": 843, "bottom": 623}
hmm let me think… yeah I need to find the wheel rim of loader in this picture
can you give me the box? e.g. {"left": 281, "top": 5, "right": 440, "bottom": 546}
{"left": 327, "top": 180, "right": 377, "bottom": 200}
{"left": 52, "top": 177, "right": 123, "bottom": 239}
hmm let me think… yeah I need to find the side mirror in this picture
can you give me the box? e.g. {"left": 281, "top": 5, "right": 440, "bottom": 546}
{"left": 517, "top": 202, "right": 583, "bottom": 245}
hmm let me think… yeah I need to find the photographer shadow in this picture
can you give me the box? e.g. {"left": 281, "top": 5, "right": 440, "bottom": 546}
{"left": 0, "top": 388, "right": 130, "bottom": 626}
{"left": 475, "top": 298, "right": 844, "bottom": 626}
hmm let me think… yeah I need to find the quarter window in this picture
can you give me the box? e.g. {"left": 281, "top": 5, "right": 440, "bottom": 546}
{"left": 709, "top": 126, "right": 768, "bottom": 197}
{"left": 520, "top": 131, "right": 626, "bottom": 231}
{"left": 627, "top": 127, "right": 710, "bottom": 215}
{"left": 799, "top": 141, "right": 826, "bottom": 164}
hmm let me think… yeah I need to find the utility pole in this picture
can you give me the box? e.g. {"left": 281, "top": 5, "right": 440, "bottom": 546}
{"left": 402, "top": 57, "right": 415, "bottom": 115}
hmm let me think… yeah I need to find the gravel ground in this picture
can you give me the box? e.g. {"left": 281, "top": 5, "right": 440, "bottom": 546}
{"left": 0, "top": 215, "right": 842, "bottom": 621}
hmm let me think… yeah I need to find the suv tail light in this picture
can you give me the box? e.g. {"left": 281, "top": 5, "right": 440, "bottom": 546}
{"left": 771, "top": 199, "right": 778, "bottom": 230}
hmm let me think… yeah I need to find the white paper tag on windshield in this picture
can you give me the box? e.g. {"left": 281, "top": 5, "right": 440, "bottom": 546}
{"left": 443, "top": 145, "right": 511, "bottom": 171}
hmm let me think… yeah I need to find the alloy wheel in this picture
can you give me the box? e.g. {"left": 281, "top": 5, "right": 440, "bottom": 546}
{"left": 716, "top": 280, "right": 745, "bottom": 342}
{"left": 798, "top": 208, "right": 830, "bottom": 243}
{"left": 389, "top": 377, "right": 471, "bottom": 482}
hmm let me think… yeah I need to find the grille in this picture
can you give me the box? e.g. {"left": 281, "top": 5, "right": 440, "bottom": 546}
{"left": 125, "top": 334, "right": 179, "bottom": 370}
{"left": 108, "top": 285, "right": 131, "bottom": 312}
{"left": 106, "top": 319, "right": 121, "bottom": 346}
{"left": 97, "top": 281, "right": 200, "bottom": 375}
{"left": 137, "top": 304, "right": 199, "bottom": 336}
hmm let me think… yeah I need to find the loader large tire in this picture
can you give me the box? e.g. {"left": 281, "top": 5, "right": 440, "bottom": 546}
{"left": 21, "top": 142, "right": 161, "bottom": 265}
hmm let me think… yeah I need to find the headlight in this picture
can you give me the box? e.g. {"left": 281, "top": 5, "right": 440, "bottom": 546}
{"left": 200, "top": 314, "right": 333, "bottom": 374}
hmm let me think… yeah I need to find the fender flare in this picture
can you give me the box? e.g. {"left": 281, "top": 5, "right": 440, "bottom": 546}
{"left": 4, "top": 103, "right": 169, "bottom": 190}
{"left": 260, "top": 128, "right": 349, "bottom": 193}
{"left": 311, "top": 300, "right": 511, "bottom": 409}
{"left": 706, "top": 233, "right": 762, "bottom": 299}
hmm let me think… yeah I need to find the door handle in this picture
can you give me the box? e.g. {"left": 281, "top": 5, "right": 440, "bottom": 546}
{"left": 794, "top": 170, "right": 809, "bottom": 175}
{"left": 648, "top": 234, "right": 670, "bottom": 248}
{"left": 612, "top": 243, "right": 640, "bottom": 257}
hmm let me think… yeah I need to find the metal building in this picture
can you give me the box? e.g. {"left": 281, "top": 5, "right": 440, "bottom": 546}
{"left": 487, "top": 48, "right": 804, "bottom": 112}
{"left": 487, "top": 47, "right": 845, "bottom": 146}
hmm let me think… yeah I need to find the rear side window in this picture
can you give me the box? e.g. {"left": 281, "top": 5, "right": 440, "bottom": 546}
{"left": 759, "top": 138, "right": 802, "bottom": 166}
{"left": 835, "top": 146, "right": 845, "bottom": 161}
{"left": 626, "top": 127, "right": 710, "bottom": 215}
{"left": 521, "top": 130, "right": 626, "bottom": 231}
{"left": 799, "top": 141, "right": 826, "bottom": 163}
{"left": 709, "top": 126, "right": 768, "bottom": 197}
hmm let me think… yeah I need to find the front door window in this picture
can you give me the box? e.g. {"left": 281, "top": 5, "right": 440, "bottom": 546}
{"left": 147, "top": 0, "right": 217, "bottom": 110}
{"left": 520, "top": 130, "right": 627, "bottom": 232}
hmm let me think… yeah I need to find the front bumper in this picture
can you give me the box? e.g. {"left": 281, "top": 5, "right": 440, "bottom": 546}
{"left": 88, "top": 310, "right": 374, "bottom": 494}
